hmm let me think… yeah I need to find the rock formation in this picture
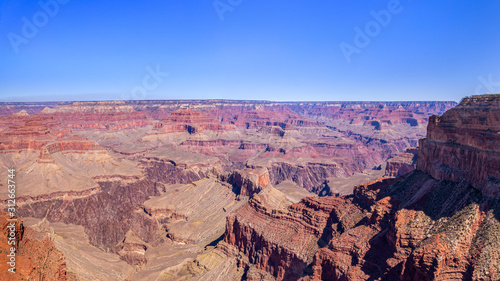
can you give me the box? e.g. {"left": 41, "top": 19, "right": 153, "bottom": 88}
{"left": 154, "top": 108, "right": 235, "bottom": 133}
{"left": 220, "top": 94, "right": 500, "bottom": 280}
{"left": 115, "top": 230, "right": 149, "bottom": 267}
{"left": 38, "top": 101, "right": 154, "bottom": 130}
{"left": 0, "top": 212, "right": 75, "bottom": 280}
{"left": 225, "top": 195, "right": 365, "bottom": 280}
{"left": 232, "top": 168, "right": 271, "bottom": 196}
{"left": 418, "top": 94, "right": 500, "bottom": 196}
{"left": 0, "top": 98, "right": 463, "bottom": 280}
{"left": 384, "top": 148, "right": 418, "bottom": 178}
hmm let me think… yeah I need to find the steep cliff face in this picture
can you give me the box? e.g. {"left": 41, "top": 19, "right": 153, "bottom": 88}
{"left": 17, "top": 177, "right": 161, "bottom": 251}
{"left": 267, "top": 162, "right": 347, "bottom": 192}
{"left": 0, "top": 115, "right": 58, "bottom": 151}
{"left": 225, "top": 195, "right": 365, "bottom": 281}
{"left": 308, "top": 172, "right": 500, "bottom": 281}
{"left": 154, "top": 108, "right": 235, "bottom": 133}
{"left": 233, "top": 168, "right": 271, "bottom": 196}
{"left": 384, "top": 148, "right": 418, "bottom": 178}
{"left": 222, "top": 94, "right": 500, "bottom": 281}
{"left": 115, "top": 230, "right": 149, "bottom": 267}
{"left": 307, "top": 95, "right": 500, "bottom": 281}
{"left": 418, "top": 94, "right": 500, "bottom": 196}
{"left": 0, "top": 212, "right": 75, "bottom": 281}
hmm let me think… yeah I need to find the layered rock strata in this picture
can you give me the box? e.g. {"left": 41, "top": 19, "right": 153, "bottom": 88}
{"left": 39, "top": 101, "right": 154, "bottom": 130}
{"left": 221, "top": 94, "right": 500, "bottom": 281}
{"left": 0, "top": 212, "right": 75, "bottom": 281}
{"left": 154, "top": 108, "right": 235, "bottom": 133}
{"left": 225, "top": 194, "right": 365, "bottom": 280}
{"left": 384, "top": 148, "right": 418, "bottom": 178}
{"left": 418, "top": 94, "right": 500, "bottom": 196}
{"left": 232, "top": 168, "right": 271, "bottom": 196}
{"left": 0, "top": 99, "right": 460, "bottom": 280}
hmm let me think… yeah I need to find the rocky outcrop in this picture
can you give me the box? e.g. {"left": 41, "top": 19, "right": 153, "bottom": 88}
{"left": 384, "top": 148, "right": 418, "bottom": 178}
{"left": 267, "top": 162, "right": 347, "bottom": 193}
{"left": 115, "top": 230, "right": 149, "bottom": 267}
{"left": 17, "top": 177, "right": 162, "bottom": 251}
{"left": 308, "top": 171, "right": 500, "bottom": 281}
{"left": 225, "top": 195, "right": 365, "bottom": 281}
{"left": 250, "top": 138, "right": 416, "bottom": 193}
{"left": 305, "top": 95, "right": 500, "bottom": 280}
{"left": 142, "top": 178, "right": 246, "bottom": 244}
{"left": 418, "top": 94, "right": 500, "bottom": 196}
{"left": 43, "top": 136, "right": 105, "bottom": 153}
{"left": 142, "top": 157, "right": 217, "bottom": 184}
{"left": 0, "top": 212, "right": 74, "bottom": 281}
{"left": 0, "top": 116, "right": 58, "bottom": 151}
{"left": 232, "top": 168, "right": 271, "bottom": 196}
{"left": 15, "top": 155, "right": 218, "bottom": 251}
{"left": 155, "top": 108, "right": 235, "bottom": 133}
{"left": 0, "top": 115, "right": 97, "bottom": 156}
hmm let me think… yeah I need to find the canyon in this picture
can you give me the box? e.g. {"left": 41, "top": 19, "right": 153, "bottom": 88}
{"left": 223, "top": 95, "right": 500, "bottom": 280}
{"left": 2, "top": 96, "right": 497, "bottom": 280}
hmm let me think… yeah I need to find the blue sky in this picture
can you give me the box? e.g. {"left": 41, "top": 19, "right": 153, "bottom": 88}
{"left": 1, "top": 0, "right": 499, "bottom": 102}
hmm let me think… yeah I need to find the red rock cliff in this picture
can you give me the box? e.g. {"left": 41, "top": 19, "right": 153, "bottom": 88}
{"left": 0, "top": 212, "right": 74, "bottom": 280}
{"left": 418, "top": 94, "right": 500, "bottom": 196}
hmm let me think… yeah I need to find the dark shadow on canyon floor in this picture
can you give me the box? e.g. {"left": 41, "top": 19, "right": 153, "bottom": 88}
{"left": 205, "top": 233, "right": 225, "bottom": 249}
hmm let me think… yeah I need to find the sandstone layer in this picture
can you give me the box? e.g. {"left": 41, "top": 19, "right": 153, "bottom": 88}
{"left": 0, "top": 212, "right": 76, "bottom": 281}
{"left": 219, "top": 94, "right": 500, "bottom": 281}
{"left": 418, "top": 94, "right": 500, "bottom": 196}
{"left": 384, "top": 148, "right": 418, "bottom": 178}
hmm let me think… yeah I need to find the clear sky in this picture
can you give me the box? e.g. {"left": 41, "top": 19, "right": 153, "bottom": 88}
{"left": 1, "top": 0, "right": 499, "bottom": 102}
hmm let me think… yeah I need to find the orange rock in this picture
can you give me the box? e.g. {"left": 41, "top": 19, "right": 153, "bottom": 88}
{"left": 0, "top": 212, "right": 74, "bottom": 280}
